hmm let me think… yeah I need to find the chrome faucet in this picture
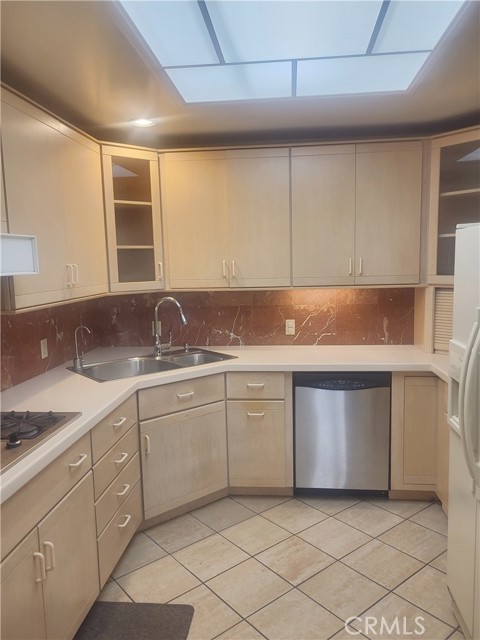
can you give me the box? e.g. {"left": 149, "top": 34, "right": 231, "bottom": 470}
{"left": 73, "top": 324, "right": 92, "bottom": 371}
{"left": 153, "top": 297, "right": 188, "bottom": 356}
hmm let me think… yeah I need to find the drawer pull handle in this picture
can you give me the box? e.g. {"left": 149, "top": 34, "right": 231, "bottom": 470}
{"left": 43, "top": 541, "right": 56, "bottom": 571}
{"left": 176, "top": 391, "right": 194, "bottom": 399}
{"left": 348, "top": 257, "right": 353, "bottom": 276}
{"left": 69, "top": 453, "right": 88, "bottom": 469}
{"left": 118, "top": 514, "right": 132, "bottom": 529}
{"left": 246, "top": 383, "right": 265, "bottom": 389}
{"left": 144, "top": 434, "right": 151, "bottom": 455}
{"left": 222, "top": 259, "right": 228, "bottom": 278}
{"left": 112, "top": 417, "right": 127, "bottom": 428}
{"left": 247, "top": 412, "right": 265, "bottom": 417}
{"left": 34, "top": 552, "right": 47, "bottom": 583}
{"left": 358, "top": 257, "right": 363, "bottom": 275}
{"left": 114, "top": 452, "right": 129, "bottom": 465}
{"left": 116, "top": 483, "right": 131, "bottom": 497}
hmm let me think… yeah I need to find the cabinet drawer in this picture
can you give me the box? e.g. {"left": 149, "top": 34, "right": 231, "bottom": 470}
{"left": 138, "top": 373, "right": 224, "bottom": 419}
{"left": 93, "top": 425, "right": 139, "bottom": 500}
{"left": 227, "top": 372, "right": 285, "bottom": 399}
{"left": 95, "top": 453, "right": 141, "bottom": 535}
{"left": 97, "top": 482, "right": 142, "bottom": 587}
{"left": 91, "top": 395, "right": 137, "bottom": 464}
{"left": 1, "top": 433, "right": 92, "bottom": 560}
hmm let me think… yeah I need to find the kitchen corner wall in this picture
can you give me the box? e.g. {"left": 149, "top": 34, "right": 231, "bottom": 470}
{"left": 1, "top": 288, "right": 414, "bottom": 390}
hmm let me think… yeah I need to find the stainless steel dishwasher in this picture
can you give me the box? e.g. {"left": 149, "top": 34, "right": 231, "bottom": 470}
{"left": 294, "top": 372, "right": 391, "bottom": 494}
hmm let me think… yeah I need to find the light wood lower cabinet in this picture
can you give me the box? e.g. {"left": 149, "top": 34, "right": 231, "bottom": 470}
{"left": 1, "top": 473, "right": 99, "bottom": 640}
{"left": 90, "top": 395, "right": 142, "bottom": 588}
{"left": 226, "top": 372, "right": 293, "bottom": 490}
{"left": 391, "top": 373, "right": 438, "bottom": 491}
{"left": 436, "top": 379, "right": 450, "bottom": 513}
{"left": 139, "top": 375, "right": 228, "bottom": 520}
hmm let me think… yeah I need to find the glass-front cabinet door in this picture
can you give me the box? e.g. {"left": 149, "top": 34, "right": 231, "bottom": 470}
{"left": 102, "top": 146, "right": 165, "bottom": 291}
{"left": 428, "top": 128, "right": 480, "bottom": 284}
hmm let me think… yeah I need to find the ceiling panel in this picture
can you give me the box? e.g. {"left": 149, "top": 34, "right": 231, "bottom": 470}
{"left": 1, "top": 0, "right": 478, "bottom": 148}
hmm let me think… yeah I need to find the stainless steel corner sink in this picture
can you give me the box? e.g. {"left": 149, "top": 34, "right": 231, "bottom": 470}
{"left": 163, "top": 349, "right": 236, "bottom": 367}
{"left": 68, "top": 356, "right": 181, "bottom": 382}
{"left": 67, "top": 349, "right": 236, "bottom": 382}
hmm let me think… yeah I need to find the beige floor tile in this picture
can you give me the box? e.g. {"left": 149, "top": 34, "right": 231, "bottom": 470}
{"left": 215, "top": 620, "right": 266, "bottom": 639}
{"left": 171, "top": 584, "right": 241, "bottom": 640}
{"left": 342, "top": 539, "right": 424, "bottom": 589}
{"left": 394, "top": 566, "right": 458, "bottom": 627}
{"left": 299, "top": 517, "right": 372, "bottom": 559}
{"left": 111, "top": 532, "right": 167, "bottom": 578}
{"left": 173, "top": 533, "right": 249, "bottom": 581}
{"left": 297, "top": 495, "right": 361, "bottom": 515}
{"left": 191, "top": 498, "right": 256, "bottom": 531}
{"left": 206, "top": 558, "right": 291, "bottom": 618}
{"left": 261, "top": 498, "right": 328, "bottom": 533}
{"left": 248, "top": 589, "right": 343, "bottom": 640}
{"left": 430, "top": 550, "right": 448, "bottom": 574}
{"left": 256, "top": 536, "right": 334, "bottom": 585}
{"left": 221, "top": 515, "right": 290, "bottom": 555}
{"left": 116, "top": 555, "right": 200, "bottom": 603}
{"left": 231, "top": 495, "right": 291, "bottom": 513}
{"left": 448, "top": 630, "right": 465, "bottom": 640}
{"left": 410, "top": 503, "right": 448, "bottom": 536}
{"left": 96, "top": 580, "right": 132, "bottom": 602}
{"left": 335, "top": 502, "right": 403, "bottom": 537}
{"left": 145, "top": 513, "right": 214, "bottom": 553}
{"left": 379, "top": 520, "right": 447, "bottom": 562}
{"left": 367, "top": 498, "right": 434, "bottom": 518}
{"left": 331, "top": 628, "right": 368, "bottom": 639}
{"left": 351, "top": 592, "right": 454, "bottom": 640}
{"left": 299, "top": 562, "right": 387, "bottom": 620}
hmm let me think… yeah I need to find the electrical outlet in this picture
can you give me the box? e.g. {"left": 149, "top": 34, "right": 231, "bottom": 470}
{"left": 285, "top": 319, "right": 295, "bottom": 336}
{"left": 40, "top": 338, "right": 48, "bottom": 359}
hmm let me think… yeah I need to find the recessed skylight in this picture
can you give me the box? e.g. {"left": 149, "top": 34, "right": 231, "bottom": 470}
{"left": 120, "top": 0, "right": 466, "bottom": 103}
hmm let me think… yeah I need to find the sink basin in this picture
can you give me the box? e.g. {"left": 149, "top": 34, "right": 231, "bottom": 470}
{"left": 164, "top": 349, "right": 235, "bottom": 367}
{"left": 68, "top": 356, "right": 181, "bottom": 382}
{"left": 67, "top": 349, "right": 236, "bottom": 382}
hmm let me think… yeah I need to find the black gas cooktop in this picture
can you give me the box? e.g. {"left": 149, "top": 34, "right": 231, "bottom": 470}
{"left": 0, "top": 411, "right": 81, "bottom": 473}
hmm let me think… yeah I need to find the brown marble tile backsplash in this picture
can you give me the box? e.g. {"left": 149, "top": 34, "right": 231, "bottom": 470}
{"left": 1, "top": 288, "right": 414, "bottom": 390}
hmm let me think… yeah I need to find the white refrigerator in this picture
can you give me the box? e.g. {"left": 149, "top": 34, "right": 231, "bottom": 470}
{"left": 447, "top": 222, "right": 480, "bottom": 640}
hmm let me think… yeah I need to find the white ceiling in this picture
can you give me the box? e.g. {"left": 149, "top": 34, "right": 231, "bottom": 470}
{"left": 1, "top": 0, "right": 479, "bottom": 148}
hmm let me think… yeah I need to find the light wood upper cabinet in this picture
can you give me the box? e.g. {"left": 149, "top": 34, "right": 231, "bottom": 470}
{"left": 291, "top": 141, "right": 423, "bottom": 287}
{"left": 291, "top": 145, "right": 356, "bottom": 286}
{"left": 1, "top": 91, "right": 108, "bottom": 308}
{"left": 428, "top": 128, "right": 480, "bottom": 285}
{"left": 226, "top": 148, "right": 291, "bottom": 287}
{"left": 102, "top": 146, "right": 165, "bottom": 291}
{"left": 355, "top": 142, "right": 423, "bottom": 285}
{"left": 161, "top": 148, "right": 290, "bottom": 288}
{"left": 161, "top": 151, "right": 228, "bottom": 289}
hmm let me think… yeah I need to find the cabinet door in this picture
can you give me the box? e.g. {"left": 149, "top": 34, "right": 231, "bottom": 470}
{"left": 103, "top": 146, "right": 165, "bottom": 291}
{"left": 355, "top": 142, "right": 423, "bottom": 285}
{"left": 436, "top": 379, "right": 449, "bottom": 513}
{"left": 227, "top": 400, "right": 287, "bottom": 487}
{"left": 291, "top": 145, "right": 356, "bottom": 286}
{"left": 391, "top": 373, "right": 437, "bottom": 490}
{"left": 63, "top": 135, "right": 108, "bottom": 299}
{"left": 227, "top": 149, "right": 291, "bottom": 287}
{"left": 2, "top": 98, "right": 69, "bottom": 307}
{"left": 38, "top": 473, "right": 99, "bottom": 640}
{"left": 161, "top": 151, "right": 228, "bottom": 288}
{"left": 141, "top": 402, "right": 228, "bottom": 519}
{"left": 1, "top": 529, "right": 47, "bottom": 640}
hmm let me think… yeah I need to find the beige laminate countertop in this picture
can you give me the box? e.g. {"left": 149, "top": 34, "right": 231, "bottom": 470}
{"left": 0, "top": 345, "right": 448, "bottom": 503}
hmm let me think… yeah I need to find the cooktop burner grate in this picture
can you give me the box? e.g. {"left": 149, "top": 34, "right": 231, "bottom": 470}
{"left": 0, "top": 411, "right": 66, "bottom": 440}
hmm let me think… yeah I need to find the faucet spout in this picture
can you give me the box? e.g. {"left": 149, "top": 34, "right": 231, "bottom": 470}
{"left": 73, "top": 325, "right": 92, "bottom": 371}
{"left": 153, "top": 297, "right": 188, "bottom": 356}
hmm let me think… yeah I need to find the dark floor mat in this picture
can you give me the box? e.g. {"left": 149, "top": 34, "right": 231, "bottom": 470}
{"left": 74, "top": 601, "right": 194, "bottom": 640}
